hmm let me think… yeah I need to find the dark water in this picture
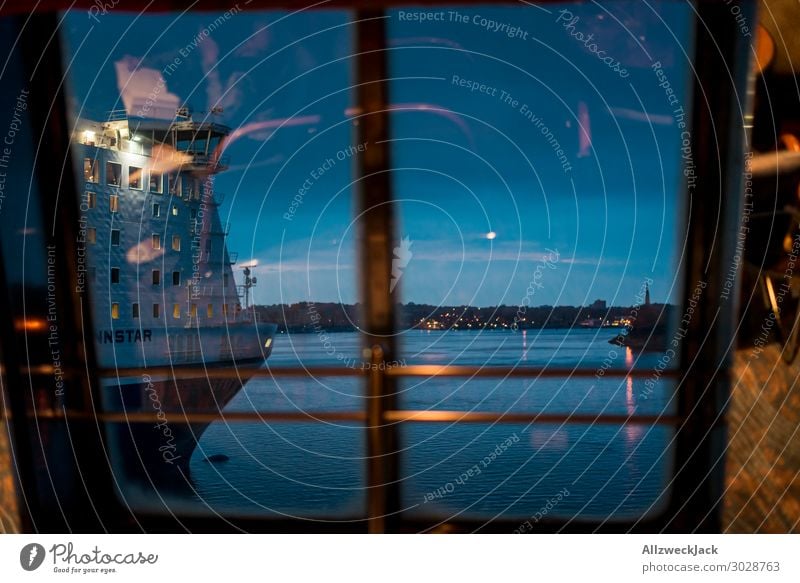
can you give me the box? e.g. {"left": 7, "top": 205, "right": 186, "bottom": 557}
{"left": 190, "top": 329, "right": 676, "bottom": 523}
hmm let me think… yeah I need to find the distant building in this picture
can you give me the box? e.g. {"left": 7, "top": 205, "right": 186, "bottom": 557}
{"left": 590, "top": 299, "right": 607, "bottom": 311}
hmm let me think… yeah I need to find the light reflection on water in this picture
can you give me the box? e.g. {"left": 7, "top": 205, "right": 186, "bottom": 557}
{"left": 190, "top": 329, "right": 675, "bottom": 520}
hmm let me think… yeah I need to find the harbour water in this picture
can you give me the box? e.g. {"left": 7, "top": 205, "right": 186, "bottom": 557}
{"left": 190, "top": 329, "right": 676, "bottom": 524}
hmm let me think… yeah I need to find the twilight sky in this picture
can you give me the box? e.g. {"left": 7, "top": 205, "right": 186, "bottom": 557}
{"left": 63, "top": 1, "right": 693, "bottom": 307}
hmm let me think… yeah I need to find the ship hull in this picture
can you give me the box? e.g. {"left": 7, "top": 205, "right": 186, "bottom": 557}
{"left": 101, "top": 322, "right": 277, "bottom": 490}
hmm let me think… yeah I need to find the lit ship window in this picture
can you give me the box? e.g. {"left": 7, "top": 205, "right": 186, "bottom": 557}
{"left": 172, "top": 303, "right": 180, "bottom": 319}
{"left": 150, "top": 171, "right": 162, "bottom": 193}
{"left": 86, "top": 227, "right": 96, "bottom": 244}
{"left": 85, "top": 191, "right": 95, "bottom": 209}
{"left": 168, "top": 174, "right": 180, "bottom": 196}
{"left": 207, "top": 304, "right": 213, "bottom": 318}
{"left": 106, "top": 161, "right": 121, "bottom": 186}
{"left": 151, "top": 234, "right": 160, "bottom": 250}
{"left": 129, "top": 166, "right": 142, "bottom": 189}
{"left": 83, "top": 158, "right": 98, "bottom": 183}
{"left": 111, "top": 303, "right": 120, "bottom": 320}
{"left": 190, "top": 304, "right": 197, "bottom": 318}
{"left": 109, "top": 195, "right": 118, "bottom": 213}
{"left": 172, "top": 235, "right": 180, "bottom": 251}
{"left": 171, "top": 205, "right": 179, "bottom": 217}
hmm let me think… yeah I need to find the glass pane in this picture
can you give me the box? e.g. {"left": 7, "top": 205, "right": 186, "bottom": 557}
{"left": 60, "top": 8, "right": 361, "bottom": 516}
{"left": 401, "top": 423, "right": 674, "bottom": 521}
{"left": 388, "top": 1, "right": 692, "bottom": 399}
{"left": 388, "top": 1, "right": 695, "bottom": 520}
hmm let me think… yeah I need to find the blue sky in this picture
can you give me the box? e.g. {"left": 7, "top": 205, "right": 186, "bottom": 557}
{"left": 63, "top": 2, "right": 693, "bottom": 307}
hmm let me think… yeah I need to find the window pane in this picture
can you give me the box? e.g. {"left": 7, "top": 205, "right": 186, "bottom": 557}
{"left": 400, "top": 423, "right": 673, "bottom": 520}
{"left": 387, "top": 1, "right": 694, "bottom": 520}
{"left": 150, "top": 171, "right": 162, "bottom": 193}
{"left": 129, "top": 166, "right": 142, "bottom": 189}
{"left": 61, "top": 8, "right": 360, "bottom": 517}
{"left": 84, "top": 158, "right": 98, "bottom": 182}
{"left": 106, "top": 161, "right": 121, "bottom": 186}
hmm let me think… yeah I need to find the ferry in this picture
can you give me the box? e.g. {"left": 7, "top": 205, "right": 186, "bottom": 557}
{"left": 74, "top": 109, "right": 277, "bottom": 486}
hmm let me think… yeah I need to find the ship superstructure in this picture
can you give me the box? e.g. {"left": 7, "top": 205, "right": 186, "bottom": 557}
{"left": 73, "top": 110, "right": 276, "bottom": 488}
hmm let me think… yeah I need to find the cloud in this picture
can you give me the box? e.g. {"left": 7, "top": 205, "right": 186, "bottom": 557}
{"left": 236, "top": 25, "right": 270, "bottom": 57}
{"left": 114, "top": 56, "right": 181, "bottom": 119}
{"left": 610, "top": 107, "right": 674, "bottom": 126}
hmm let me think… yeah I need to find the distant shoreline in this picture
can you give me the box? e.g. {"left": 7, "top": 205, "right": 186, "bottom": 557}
{"left": 255, "top": 302, "right": 674, "bottom": 334}
{"left": 275, "top": 327, "right": 625, "bottom": 334}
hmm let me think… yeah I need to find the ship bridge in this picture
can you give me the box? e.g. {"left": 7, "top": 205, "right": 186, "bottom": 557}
{"left": 86, "top": 108, "right": 231, "bottom": 175}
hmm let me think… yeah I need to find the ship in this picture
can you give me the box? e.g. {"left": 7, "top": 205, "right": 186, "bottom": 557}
{"left": 74, "top": 109, "right": 277, "bottom": 489}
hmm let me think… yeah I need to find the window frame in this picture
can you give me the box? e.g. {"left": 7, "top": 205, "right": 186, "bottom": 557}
{"left": 129, "top": 165, "right": 142, "bottom": 190}
{"left": 106, "top": 160, "right": 121, "bottom": 187}
{"left": 0, "top": 0, "right": 756, "bottom": 534}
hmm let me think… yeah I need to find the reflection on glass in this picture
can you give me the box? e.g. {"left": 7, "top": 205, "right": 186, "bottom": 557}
{"left": 61, "top": 8, "right": 359, "bottom": 515}
{"left": 401, "top": 423, "right": 674, "bottom": 521}
{"left": 386, "top": 1, "right": 692, "bottom": 519}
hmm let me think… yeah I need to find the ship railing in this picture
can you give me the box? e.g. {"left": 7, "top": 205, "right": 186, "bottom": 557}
{"left": 183, "top": 152, "right": 230, "bottom": 171}
{"left": 105, "top": 109, "right": 128, "bottom": 122}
